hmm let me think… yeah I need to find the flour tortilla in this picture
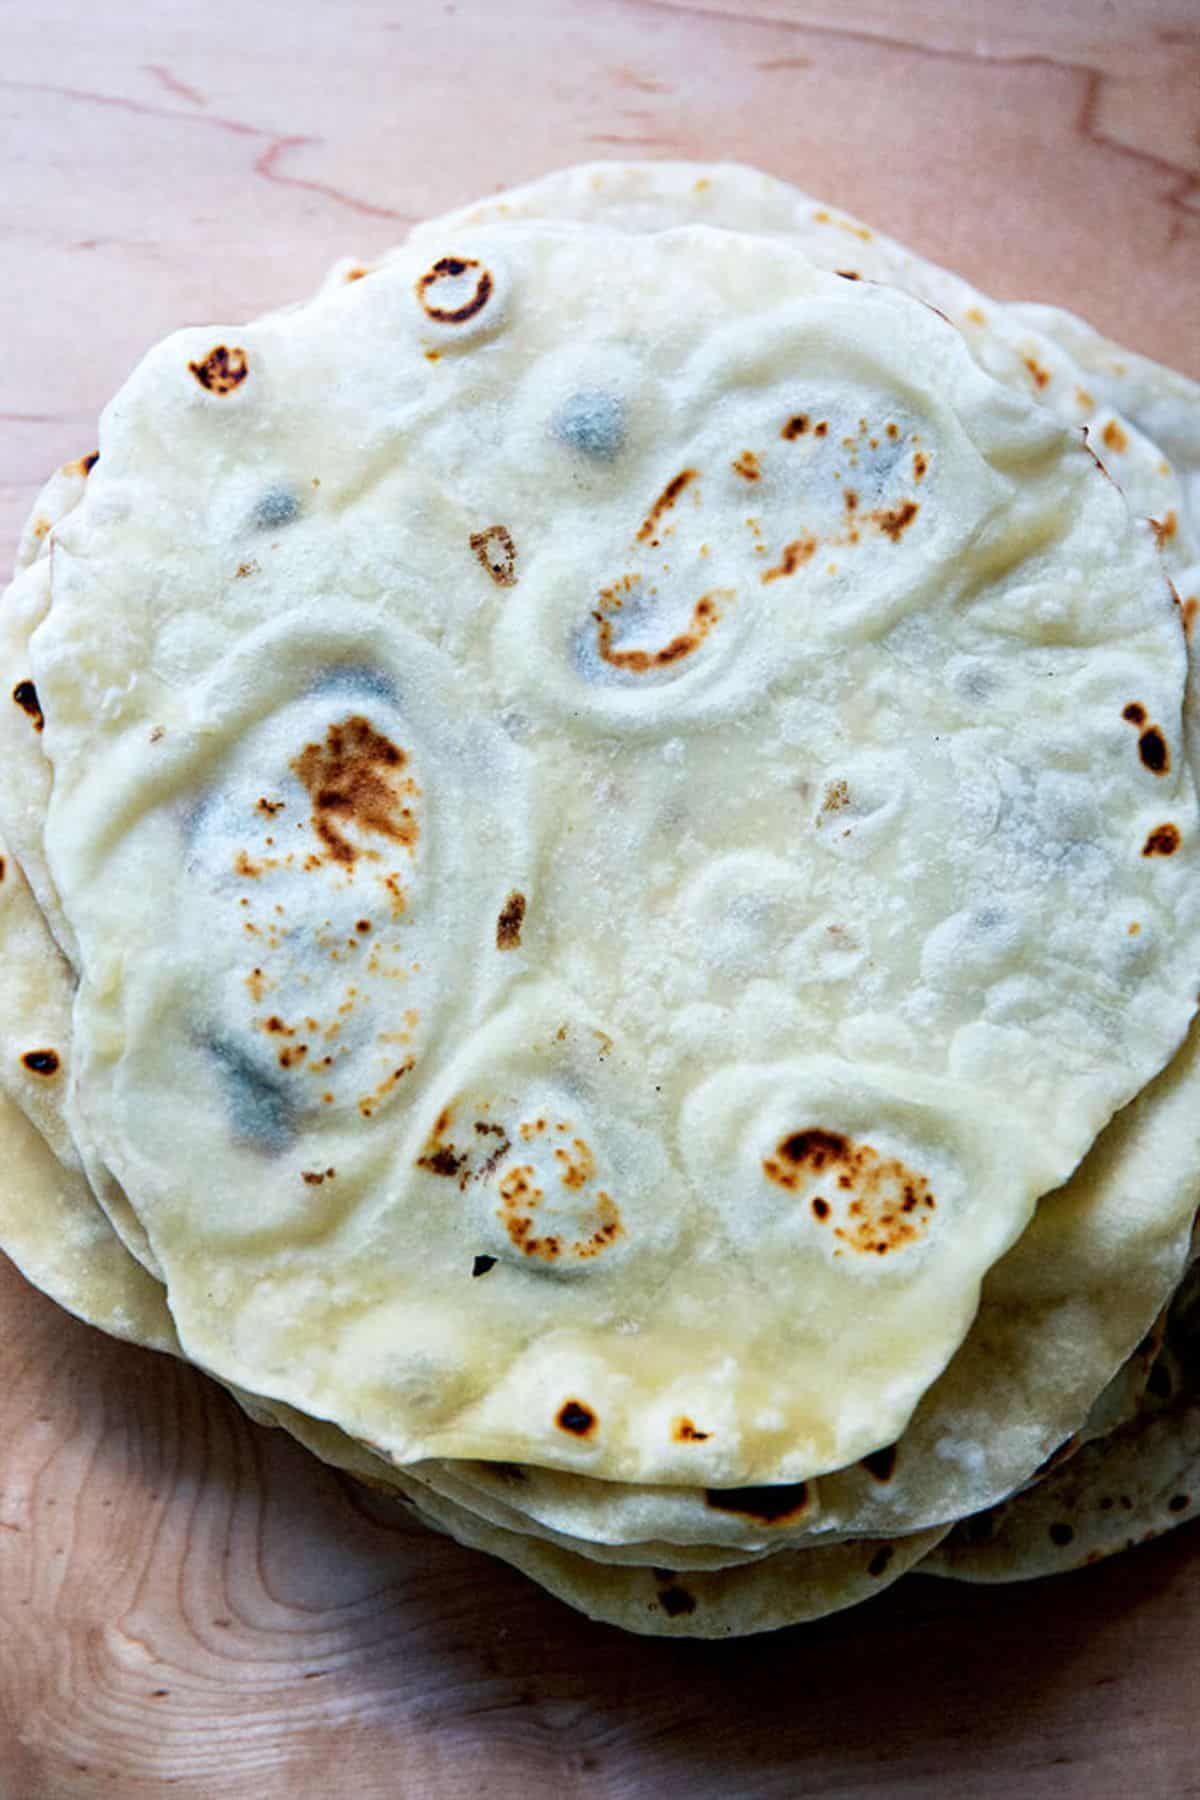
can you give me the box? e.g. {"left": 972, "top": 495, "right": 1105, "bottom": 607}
{"left": 924, "top": 1260, "right": 1200, "bottom": 1582}
{"left": 0, "top": 1075, "right": 952, "bottom": 1616}
{"left": 23, "top": 217, "right": 1200, "bottom": 1490}
{"left": 7, "top": 171, "right": 1200, "bottom": 1620}
{"left": 381, "top": 162, "right": 1200, "bottom": 1546}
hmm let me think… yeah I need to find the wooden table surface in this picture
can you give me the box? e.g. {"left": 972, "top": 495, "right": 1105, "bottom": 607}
{"left": 2, "top": 3, "right": 1199, "bottom": 1793}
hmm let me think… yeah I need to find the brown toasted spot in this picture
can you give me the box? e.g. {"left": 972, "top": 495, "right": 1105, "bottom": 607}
{"left": 658, "top": 1584, "right": 696, "bottom": 1617}
{"left": 291, "top": 715, "right": 419, "bottom": 868}
{"left": 469, "top": 523, "right": 518, "bottom": 588}
{"left": 704, "top": 1483, "right": 809, "bottom": 1524}
{"left": 0, "top": 857, "right": 5, "bottom": 882}
{"left": 867, "top": 1546, "right": 894, "bottom": 1578}
{"left": 1138, "top": 726, "right": 1170, "bottom": 774}
{"left": 1122, "top": 702, "right": 1147, "bottom": 726}
{"left": 556, "top": 1400, "right": 596, "bottom": 1437}
{"left": 256, "top": 797, "right": 284, "bottom": 817}
{"left": 1102, "top": 420, "right": 1128, "bottom": 453}
{"left": 673, "top": 1417, "right": 711, "bottom": 1443}
{"left": 861, "top": 1445, "right": 898, "bottom": 1483}
{"left": 1049, "top": 1522, "right": 1075, "bottom": 1547}
{"left": 1151, "top": 510, "right": 1178, "bottom": 550}
{"left": 1169, "top": 1493, "right": 1190, "bottom": 1513}
{"left": 965, "top": 306, "right": 987, "bottom": 327}
{"left": 415, "top": 256, "right": 493, "bottom": 324}
{"left": 358, "top": 1058, "right": 415, "bottom": 1118}
{"left": 821, "top": 779, "right": 850, "bottom": 815}
{"left": 872, "top": 499, "right": 920, "bottom": 542}
{"left": 731, "top": 451, "right": 760, "bottom": 481}
{"left": 885, "top": 422, "right": 899, "bottom": 440}
{"left": 594, "top": 587, "right": 727, "bottom": 672}
{"left": 777, "top": 1128, "right": 849, "bottom": 1170}
{"left": 835, "top": 268, "right": 860, "bottom": 280}
{"left": 912, "top": 452, "right": 928, "bottom": 481}
{"left": 301, "top": 1168, "right": 336, "bottom": 1186}
{"left": 345, "top": 265, "right": 369, "bottom": 282}
{"left": 1184, "top": 597, "right": 1198, "bottom": 640}
{"left": 1143, "top": 823, "right": 1180, "bottom": 857}
{"left": 813, "top": 421, "right": 828, "bottom": 438}
{"left": 63, "top": 451, "right": 99, "bottom": 478}
{"left": 12, "top": 681, "right": 44, "bottom": 732}
{"left": 1022, "top": 354, "right": 1050, "bottom": 391}
{"left": 781, "top": 414, "right": 809, "bottom": 440}
{"left": 22, "top": 1050, "right": 60, "bottom": 1076}
{"left": 496, "top": 890, "right": 526, "bottom": 950}
{"left": 843, "top": 489, "right": 859, "bottom": 513}
{"left": 762, "top": 535, "right": 817, "bottom": 584}
{"left": 188, "top": 345, "right": 248, "bottom": 394}
{"left": 497, "top": 1148, "right": 622, "bottom": 1263}
{"left": 278, "top": 1044, "right": 308, "bottom": 1069}
{"left": 555, "top": 1138, "right": 595, "bottom": 1190}
{"left": 420, "top": 1144, "right": 466, "bottom": 1179}
{"left": 636, "top": 469, "right": 697, "bottom": 542}
{"left": 235, "top": 561, "right": 258, "bottom": 580}
{"left": 765, "top": 1128, "right": 935, "bottom": 1254}
{"left": 471, "top": 1254, "right": 497, "bottom": 1278}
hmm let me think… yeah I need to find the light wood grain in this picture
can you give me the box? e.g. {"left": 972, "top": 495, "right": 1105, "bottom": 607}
{"left": 3, "top": 2, "right": 1199, "bottom": 1792}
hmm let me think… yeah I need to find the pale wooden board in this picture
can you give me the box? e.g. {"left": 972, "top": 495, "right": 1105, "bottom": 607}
{"left": 2, "top": 1, "right": 1200, "bottom": 1791}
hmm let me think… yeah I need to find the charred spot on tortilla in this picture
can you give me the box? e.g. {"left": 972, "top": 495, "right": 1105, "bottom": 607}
{"left": 636, "top": 469, "right": 697, "bottom": 543}
{"left": 1137, "top": 727, "right": 1170, "bottom": 774}
{"left": 704, "top": 1483, "right": 810, "bottom": 1524}
{"left": 471, "top": 1253, "right": 497, "bottom": 1278}
{"left": 421, "top": 1144, "right": 465, "bottom": 1178}
{"left": 416, "top": 255, "right": 493, "bottom": 324}
{"left": 12, "top": 680, "right": 44, "bottom": 731}
{"left": 867, "top": 1545, "right": 894, "bottom": 1577}
{"left": 290, "top": 715, "right": 419, "bottom": 868}
{"left": 1142, "top": 824, "right": 1180, "bottom": 857}
{"left": 861, "top": 1444, "right": 898, "bottom": 1482}
{"left": 556, "top": 1399, "right": 597, "bottom": 1437}
{"left": 657, "top": 1583, "right": 697, "bottom": 1617}
{"left": 495, "top": 890, "right": 526, "bottom": 950}
{"left": 189, "top": 345, "right": 248, "bottom": 394}
{"left": 470, "top": 524, "right": 518, "bottom": 588}
{"left": 22, "top": 1050, "right": 60, "bottom": 1077}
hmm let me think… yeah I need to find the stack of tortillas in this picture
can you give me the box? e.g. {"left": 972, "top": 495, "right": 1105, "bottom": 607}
{"left": 3, "top": 162, "right": 1199, "bottom": 1637}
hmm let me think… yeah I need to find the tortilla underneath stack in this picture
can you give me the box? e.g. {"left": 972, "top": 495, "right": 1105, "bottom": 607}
{"left": 2, "top": 161, "right": 1199, "bottom": 1636}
